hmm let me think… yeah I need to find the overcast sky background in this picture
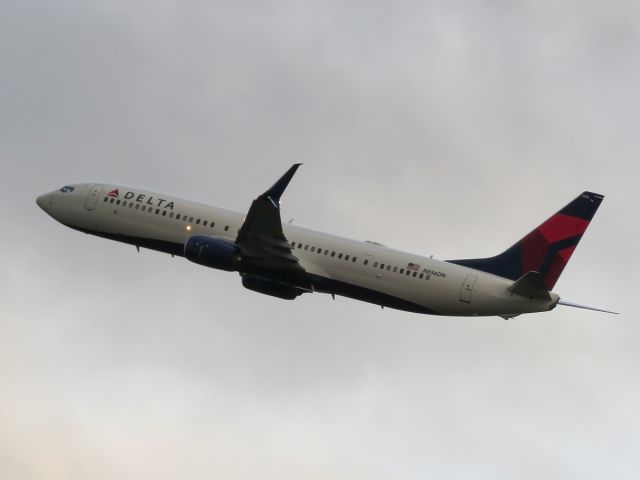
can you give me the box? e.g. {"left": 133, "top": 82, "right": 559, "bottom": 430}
{"left": 2, "top": 0, "right": 639, "bottom": 478}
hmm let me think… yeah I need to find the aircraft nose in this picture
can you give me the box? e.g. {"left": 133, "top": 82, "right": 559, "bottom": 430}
{"left": 36, "top": 192, "right": 53, "bottom": 213}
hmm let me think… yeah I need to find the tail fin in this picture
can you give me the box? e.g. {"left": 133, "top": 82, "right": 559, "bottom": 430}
{"left": 449, "top": 192, "right": 604, "bottom": 290}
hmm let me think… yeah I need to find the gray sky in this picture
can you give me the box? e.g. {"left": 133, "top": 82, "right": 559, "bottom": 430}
{"left": 2, "top": 0, "right": 639, "bottom": 478}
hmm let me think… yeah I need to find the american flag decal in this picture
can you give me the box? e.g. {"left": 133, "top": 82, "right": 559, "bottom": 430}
{"left": 407, "top": 262, "right": 421, "bottom": 272}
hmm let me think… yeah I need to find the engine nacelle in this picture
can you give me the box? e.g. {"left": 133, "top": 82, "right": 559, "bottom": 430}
{"left": 184, "top": 235, "right": 241, "bottom": 271}
{"left": 241, "top": 274, "right": 306, "bottom": 300}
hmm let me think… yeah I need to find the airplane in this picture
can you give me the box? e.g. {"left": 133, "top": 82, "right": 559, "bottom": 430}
{"left": 36, "top": 164, "right": 616, "bottom": 318}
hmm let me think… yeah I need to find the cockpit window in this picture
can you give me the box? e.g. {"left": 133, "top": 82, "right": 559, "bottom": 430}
{"left": 59, "top": 186, "right": 74, "bottom": 193}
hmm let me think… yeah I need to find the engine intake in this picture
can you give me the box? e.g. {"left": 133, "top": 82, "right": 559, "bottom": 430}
{"left": 184, "top": 235, "right": 241, "bottom": 271}
{"left": 242, "top": 274, "right": 306, "bottom": 300}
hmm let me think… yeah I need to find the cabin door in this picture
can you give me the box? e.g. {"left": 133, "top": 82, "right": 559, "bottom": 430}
{"left": 84, "top": 184, "right": 104, "bottom": 211}
{"left": 459, "top": 275, "right": 477, "bottom": 303}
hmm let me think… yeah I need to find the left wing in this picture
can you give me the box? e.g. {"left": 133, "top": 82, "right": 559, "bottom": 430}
{"left": 235, "top": 164, "right": 306, "bottom": 276}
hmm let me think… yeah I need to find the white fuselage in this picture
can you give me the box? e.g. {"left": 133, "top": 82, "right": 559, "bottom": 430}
{"left": 36, "top": 183, "right": 559, "bottom": 317}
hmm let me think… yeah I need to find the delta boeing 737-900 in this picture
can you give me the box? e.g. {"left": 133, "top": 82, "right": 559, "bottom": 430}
{"left": 36, "top": 165, "right": 616, "bottom": 318}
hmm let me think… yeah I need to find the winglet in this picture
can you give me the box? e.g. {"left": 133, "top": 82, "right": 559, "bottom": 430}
{"left": 260, "top": 164, "right": 302, "bottom": 204}
{"left": 507, "top": 271, "right": 551, "bottom": 300}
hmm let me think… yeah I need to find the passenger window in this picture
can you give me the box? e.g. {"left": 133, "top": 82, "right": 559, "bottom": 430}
{"left": 345, "top": 255, "right": 350, "bottom": 261}
{"left": 364, "top": 259, "right": 369, "bottom": 265}
{"left": 412, "top": 272, "right": 417, "bottom": 277}
{"left": 203, "top": 220, "right": 207, "bottom": 226}
{"left": 311, "top": 246, "right": 316, "bottom": 252}
{"left": 393, "top": 267, "right": 398, "bottom": 272}
{"left": 297, "top": 243, "right": 302, "bottom": 249}
{"left": 162, "top": 211, "right": 167, "bottom": 216}
{"left": 304, "top": 245, "right": 309, "bottom": 251}
{"left": 399, "top": 269, "right": 404, "bottom": 274}
{"left": 406, "top": 270, "right": 411, "bottom": 276}
{"left": 155, "top": 209, "right": 160, "bottom": 215}
{"left": 189, "top": 216, "right": 194, "bottom": 222}
{"left": 176, "top": 214, "right": 181, "bottom": 220}
{"left": 129, "top": 203, "right": 133, "bottom": 208}
{"left": 374, "top": 262, "right": 378, "bottom": 267}
{"left": 352, "top": 257, "right": 357, "bottom": 262}
{"left": 116, "top": 200, "right": 121, "bottom": 205}
{"left": 386, "top": 265, "right": 391, "bottom": 271}
{"left": 103, "top": 197, "right": 108, "bottom": 202}
{"left": 331, "top": 252, "right": 335, "bottom": 257}
{"left": 196, "top": 219, "right": 201, "bottom": 224}
{"left": 141, "top": 206, "right": 146, "bottom": 212}
{"left": 169, "top": 212, "right": 174, "bottom": 218}
{"left": 338, "top": 253, "right": 343, "bottom": 259}
{"left": 122, "top": 201, "right": 127, "bottom": 207}
{"left": 324, "top": 250, "right": 328, "bottom": 255}
{"left": 224, "top": 225, "right": 229, "bottom": 231}
{"left": 135, "top": 204, "right": 140, "bottom": 210}
{"left": 211, "top": 223, "right": 215, "bottom": 228}
{"left": 380, "top": 264, "right": 385, "bottom": 269}
{"left": 419, "top": 273, "right": 424, "bottom": 279}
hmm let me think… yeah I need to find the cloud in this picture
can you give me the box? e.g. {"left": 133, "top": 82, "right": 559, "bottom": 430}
{"left": 1, "top": 0, "right": 638, "bottom": 478}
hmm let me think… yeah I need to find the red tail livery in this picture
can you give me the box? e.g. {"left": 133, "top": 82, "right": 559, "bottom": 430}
{"left": 450, "top": 192, "right": 603, "bottom": 289}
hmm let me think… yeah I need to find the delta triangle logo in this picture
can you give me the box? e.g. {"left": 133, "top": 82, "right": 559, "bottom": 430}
{"left": 107, "top": 188, "right": 119, "bottom": 198}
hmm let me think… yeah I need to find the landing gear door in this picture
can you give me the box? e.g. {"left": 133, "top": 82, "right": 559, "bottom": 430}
{"left": 459, "top": 275, "right": 477, "bottom": 303}
{"left": 84, "top": 184, "right": 104, "bottom": 211}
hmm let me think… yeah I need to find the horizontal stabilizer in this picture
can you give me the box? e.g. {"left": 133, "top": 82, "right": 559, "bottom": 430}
{"left": 557, "top": 299, "right": 618, "bottom": 315}
{"left": 507, "top": 271, "right": 551, "bottom": 300}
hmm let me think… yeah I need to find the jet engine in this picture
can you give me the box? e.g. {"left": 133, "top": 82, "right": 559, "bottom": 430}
{"left": 184, "top": 235, "right": 241, "bottom": 271}
{"left": 241, "top": 274, "right": 306, "bottom": 300}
